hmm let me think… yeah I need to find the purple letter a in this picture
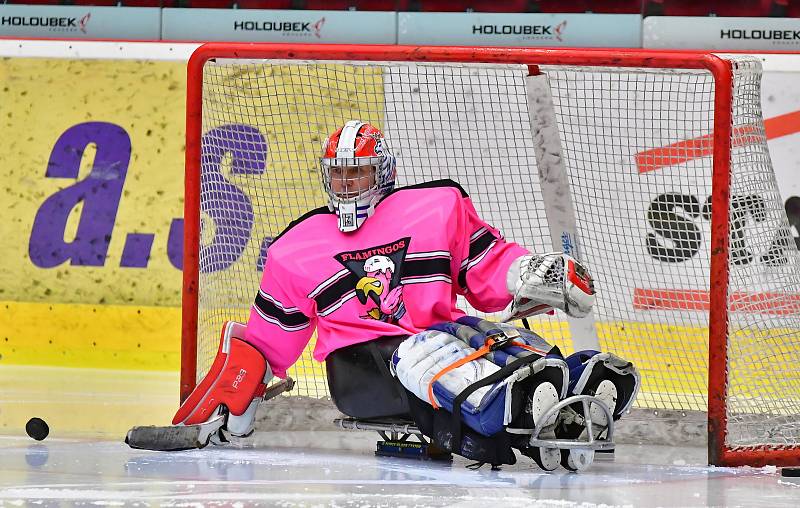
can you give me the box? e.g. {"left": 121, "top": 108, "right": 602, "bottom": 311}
{"left": 29, "top": 122, "right": 131, "bottom": 267}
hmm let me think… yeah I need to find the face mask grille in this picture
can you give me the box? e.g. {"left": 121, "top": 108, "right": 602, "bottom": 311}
{"left": 320, "top": 162, "right": 380, "bottom": 204}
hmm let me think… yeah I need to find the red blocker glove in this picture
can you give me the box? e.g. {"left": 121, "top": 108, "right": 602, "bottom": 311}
{"left": 173, "top": 321, "right": 273, "bottom": 438}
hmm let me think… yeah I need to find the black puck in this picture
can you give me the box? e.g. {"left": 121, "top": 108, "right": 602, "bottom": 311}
{"left": 781, "top": 467, "right": 800, "bottom": 477}
{"left": 25, "top": 417, "right": 49, "bottom": 441}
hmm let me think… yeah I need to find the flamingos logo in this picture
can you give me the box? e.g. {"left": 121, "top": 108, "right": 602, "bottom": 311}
{"left": 336, "top": 238, "right": 409, "bottom": 323}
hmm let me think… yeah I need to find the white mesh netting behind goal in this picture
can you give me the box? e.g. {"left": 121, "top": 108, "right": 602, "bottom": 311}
{"left": 188, "top": 50, "right": 800, "bottom": 462}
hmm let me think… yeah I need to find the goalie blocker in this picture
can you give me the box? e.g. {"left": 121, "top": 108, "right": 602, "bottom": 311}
{"left": 126, "top": 321, "right": 285, "bottom": 451}
{"left": 173, "top": 321, "right": 273, "bottom": 435}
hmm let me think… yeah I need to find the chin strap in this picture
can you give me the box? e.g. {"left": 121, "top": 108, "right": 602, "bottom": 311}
{"left": 337, "top": 201, "right": 359, "bottom": 232}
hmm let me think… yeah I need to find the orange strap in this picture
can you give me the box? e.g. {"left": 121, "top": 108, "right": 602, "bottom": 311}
{"left": 428, "top": 343, "right": 492, "bottom": 409}
{"left": 426, "top": 338, "right": 548, "bottom": 410}
{"left": 511, "top": 341, "right": 549, "bottom": 356}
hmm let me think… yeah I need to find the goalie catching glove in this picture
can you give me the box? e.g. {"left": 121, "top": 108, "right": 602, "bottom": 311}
{"left": 503, "top": 252, "right": 595, "bottom": 321}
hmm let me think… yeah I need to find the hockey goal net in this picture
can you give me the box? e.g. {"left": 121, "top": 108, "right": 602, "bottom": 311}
{"left": 183, "top": 44, "right": 800, "bottom": 467}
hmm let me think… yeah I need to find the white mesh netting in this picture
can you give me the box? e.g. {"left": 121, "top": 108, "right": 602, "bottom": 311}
{"left": 192, "top": 55, "right": 800, "bottom": 452}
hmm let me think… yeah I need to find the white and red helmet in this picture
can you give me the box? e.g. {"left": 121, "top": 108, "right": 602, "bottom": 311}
{"left": 320, "top": 121, "right": 397, "bottom": 232}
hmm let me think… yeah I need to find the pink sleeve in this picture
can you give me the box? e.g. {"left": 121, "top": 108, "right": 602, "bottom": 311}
{"left": 453, "top": 195, "right": 530, "bottom": 313}
{"left": 245, "top": 256, "right": 316, "bottom": 379}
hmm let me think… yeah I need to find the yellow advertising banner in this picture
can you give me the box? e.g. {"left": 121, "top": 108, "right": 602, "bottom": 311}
{"left": 0, "top": 58, "right": 187, "bottom": 370}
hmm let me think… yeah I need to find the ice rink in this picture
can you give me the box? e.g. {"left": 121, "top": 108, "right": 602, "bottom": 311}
{"left": 2, "top": 366, "right": 800, "bottom": 507}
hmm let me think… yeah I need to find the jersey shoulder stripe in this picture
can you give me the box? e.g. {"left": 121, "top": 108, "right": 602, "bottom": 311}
{"left": 272, "top": 205, "right": 332, "bottom": 244}
{"left": 378, "top": 178, "right": 468, "bottom": 206}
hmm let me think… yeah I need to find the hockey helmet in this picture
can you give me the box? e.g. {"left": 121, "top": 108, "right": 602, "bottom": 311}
{"left": 320, "top": 121, "right": 397, "bottom": 232}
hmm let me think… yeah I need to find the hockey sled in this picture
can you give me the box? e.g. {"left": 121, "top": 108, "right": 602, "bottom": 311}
{"left": 333, "top": 399, "right": 615, "bottom": 471}
{"left": 326, "top": 335, "right": 616, "bottom": 472}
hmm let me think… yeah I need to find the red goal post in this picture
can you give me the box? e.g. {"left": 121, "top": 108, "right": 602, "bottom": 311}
{"left": 182, "top": 43, "right": 800, "bottom": 467}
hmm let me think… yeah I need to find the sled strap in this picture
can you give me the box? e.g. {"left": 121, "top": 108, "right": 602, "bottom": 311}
{"left": 449, "top": 353, "right": 541, "bottom": 453}
{"left": 427, "top": 331, "right": 516, "bottom": 409}
{"left": 427, "top": 333, "right": 550, "bottom": 409}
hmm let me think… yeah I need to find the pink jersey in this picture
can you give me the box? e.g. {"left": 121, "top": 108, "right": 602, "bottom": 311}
{"left": 245, "top": 180, "right": 530, "bottom": 378}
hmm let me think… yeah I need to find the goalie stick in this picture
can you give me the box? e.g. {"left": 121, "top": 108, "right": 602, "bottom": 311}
{"left": 125, "top": 377, "right": 295, "bottom": 451}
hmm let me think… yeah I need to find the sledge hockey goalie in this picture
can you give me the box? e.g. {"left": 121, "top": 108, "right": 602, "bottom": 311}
{"left": 127, "top": 121, "right": 640, "bottom": 471}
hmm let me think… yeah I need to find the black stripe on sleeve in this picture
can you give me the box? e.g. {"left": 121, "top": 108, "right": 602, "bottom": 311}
{"left": 457, "top": 267, "right": 468, "bottom": 291}
{"left": 458, "top": 229, "right": 498, "bottom": 290}
{"left": 468, "top": 230, "right": 496, "bottom": 261}
{"left": 254, "top": 293, "right": 311, "bottom": 328}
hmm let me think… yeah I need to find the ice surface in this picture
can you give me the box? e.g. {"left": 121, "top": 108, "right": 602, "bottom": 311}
{"left": 1, "top": 366, "right": 798, "bottom": 507}
{"left": 1, "top": 433, "right": 798, "bottom": 507}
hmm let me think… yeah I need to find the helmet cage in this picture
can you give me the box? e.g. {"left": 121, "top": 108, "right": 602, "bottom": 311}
{"left": 320, "top": 156, "right": 384, "bottom": 205}
{"left": 319, "top": 122, "right": 396, "bottom": 232}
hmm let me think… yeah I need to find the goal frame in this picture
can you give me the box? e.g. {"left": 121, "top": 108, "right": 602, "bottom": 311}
{"left": 182, "top": 43, "right": 796, "bottom": 467}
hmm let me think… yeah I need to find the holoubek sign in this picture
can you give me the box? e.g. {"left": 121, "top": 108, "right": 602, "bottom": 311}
{"left": 161, "top": 8, "right": 396, "bottom": 44}
{"left": 398, "top": 12, "right": 642, "bottom": 47}
{"left": 644, "top": 16, "right": 800, "bottom": 50}
{"left": 0, "top": 5, "right": 160, "bottom": 40}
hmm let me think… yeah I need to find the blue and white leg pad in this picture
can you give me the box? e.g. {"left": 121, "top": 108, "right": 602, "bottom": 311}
{"left": 391, "top": 317, "right": 567, "bottom": 438}
{"left": 564, "top": 350, "right": 641, "bottom": 420}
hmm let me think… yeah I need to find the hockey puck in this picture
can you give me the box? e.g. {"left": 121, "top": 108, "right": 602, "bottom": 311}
{"left": 781, "top": 467, "right": 800, "bottom": 477}
{"left": 25, "top": 417, "right": 49, "bottom": 441}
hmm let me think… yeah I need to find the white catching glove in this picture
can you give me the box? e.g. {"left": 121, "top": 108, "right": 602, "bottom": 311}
{"left": 503, "top": 252, "right": 595, "bottom": 321}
